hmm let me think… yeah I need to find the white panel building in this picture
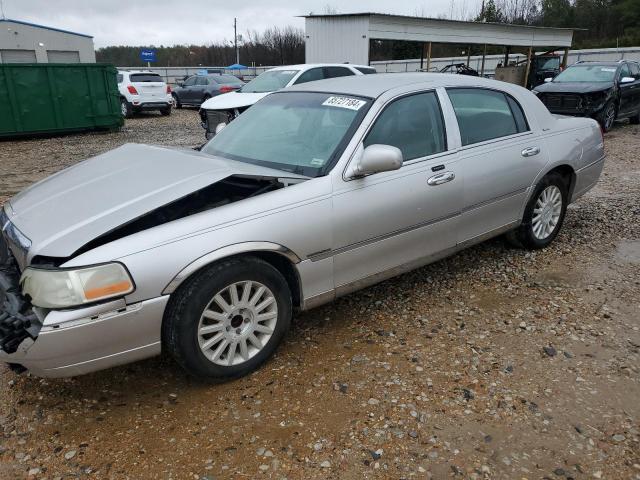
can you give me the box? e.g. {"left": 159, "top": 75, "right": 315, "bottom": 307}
{"left": 0, "top": 18, "right": 95, "bottom": 63}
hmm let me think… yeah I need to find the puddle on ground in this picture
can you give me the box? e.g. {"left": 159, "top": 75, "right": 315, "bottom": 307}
{"left": 616, "top": 240, "right": 640, "bottom": 265}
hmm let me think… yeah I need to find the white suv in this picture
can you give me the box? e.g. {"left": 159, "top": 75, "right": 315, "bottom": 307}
{"left": 117, "top": 70, "right": 173, "bottom": 118}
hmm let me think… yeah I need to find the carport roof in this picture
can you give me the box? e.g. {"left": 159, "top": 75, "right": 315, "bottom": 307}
{"left": 301, "top": 12, "right": 577, "bottom": 47}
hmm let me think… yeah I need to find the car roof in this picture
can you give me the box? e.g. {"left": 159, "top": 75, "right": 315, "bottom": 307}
{"left": 269, "top": 63, "right": 373, "bottom": 72}
{"left": 285, "top": 72, "right": 522, "bottom": 99}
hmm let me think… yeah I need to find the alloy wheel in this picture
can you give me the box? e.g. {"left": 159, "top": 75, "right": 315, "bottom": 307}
{"left": 532, "top": 185, "right": 563, "bottom": 240}
{"left": 197, "top": 281, "right": 278, "bottom": 366}
{"left": 604, "top": 103, "right": 615, "bottom": 131}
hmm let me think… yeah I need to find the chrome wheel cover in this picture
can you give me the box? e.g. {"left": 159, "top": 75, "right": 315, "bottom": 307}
{"left": 532, "top": 185, "right": 562, "bottom": 240}
{"left": 197, "top": 281, "right": 277, "bottom": 366}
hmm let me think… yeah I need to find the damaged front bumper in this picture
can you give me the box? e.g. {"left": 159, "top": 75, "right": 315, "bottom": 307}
{"left": 0, "top": 233, "right": 168, "bottom": 377}
{"left": 0, "top": 294, "right": 169, "bottom": 378}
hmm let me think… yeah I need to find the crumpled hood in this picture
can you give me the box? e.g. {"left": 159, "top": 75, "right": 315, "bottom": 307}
{"left": 5, "top": 143, "right": 303, "bottom": 261}
{"left": 201, "top": 91, "right": 270, "bottom": 110}
{"left": 534, "top": 81, "right": 614, "bottom": 95}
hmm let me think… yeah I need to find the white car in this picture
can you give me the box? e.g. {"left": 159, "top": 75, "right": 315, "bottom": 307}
{"left": 199, "top": 63, "right": 376, "bottom": 138}
{"left": 117, "top": 70, "right": 173, "bottom": 118}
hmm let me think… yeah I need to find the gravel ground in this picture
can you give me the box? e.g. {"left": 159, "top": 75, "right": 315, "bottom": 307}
{"left": 0, "top": 110, "right": 639, "bottom": 480}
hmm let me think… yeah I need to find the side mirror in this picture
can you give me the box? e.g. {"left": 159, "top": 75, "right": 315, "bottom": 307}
{"left": 620, "top": 76, "right": 635, "bottom": 84}
{"left": 350, "top": 144, "right": 403, "bottom": 178}
{"left": 215, "top": 122, "right": 227, "bottom": 134}
{"left": 544, "top": 77, "right": 553, "bottom": 83}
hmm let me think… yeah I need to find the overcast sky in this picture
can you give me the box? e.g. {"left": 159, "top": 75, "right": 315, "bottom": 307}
{"left": 2, "top": 0, "right": 483, "bottom": 48}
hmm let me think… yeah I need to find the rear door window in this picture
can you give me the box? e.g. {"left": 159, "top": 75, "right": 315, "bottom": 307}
{"left": 196, "top": 77, "right": 209, "bottom": 86}
{"left": 130, "top": 73, "right": 163, "bottom": 83}
{"left": 183, "top": 76, "right": 197, "bottom": 86}
{"left": 364, "top": 92, "right": 446, "bottom": 161}
{"left": 447, "top": 88, "right": 529, "bottom": 146}
{"left": 294, "top": 68, "right": 325, "bottom": 85}
{"left": 324, "top": 67, "right": 356, "bottom": 79}
{"left": 355, "top": 67, "right": 377, "bottom": 75}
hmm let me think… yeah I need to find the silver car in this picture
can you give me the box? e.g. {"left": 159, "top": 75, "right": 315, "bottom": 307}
{"left": 0, "top": 73, "right": 605, "bottom": 380}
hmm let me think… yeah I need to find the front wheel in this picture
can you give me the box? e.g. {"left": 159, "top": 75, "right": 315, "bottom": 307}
{"left": 162, "top": 257, "right": 292, "bottom": 381}
{"left": 597, "top": 100, "right": 616, "bottom": 132}
{"left": 172, "top": 93, "right": 182, "bottom": 109}
{"left": 506, "top": 173, "right": 568, "bottom": 250}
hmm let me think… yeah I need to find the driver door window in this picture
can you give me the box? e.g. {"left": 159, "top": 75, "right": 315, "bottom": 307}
{"left": 364, "top": 92, "right": 446, "bottom": 161}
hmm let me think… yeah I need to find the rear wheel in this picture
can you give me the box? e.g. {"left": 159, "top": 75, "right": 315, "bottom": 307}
{"left": 163, "top": 257, "right": 292, "bottom": 381}
{"left": 629, "top": 111, "right": 640, "bottom": 125}
{"left": 506, "top": 173, "right": 568, "bottom": 250}
{"left": 160, "top": 105, "right": 172, "bottom": 116}
{"left": 201, "top": 94, "right": 211, "bottom": 105}
{"left": 597, "top": 100, "right": 616, "bottom": 132}
{"left": 120, "top": 98, "right": 133, "bottom": 118}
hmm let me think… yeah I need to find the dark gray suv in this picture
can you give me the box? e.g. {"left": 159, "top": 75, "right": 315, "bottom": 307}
{"left": 172, "top": 74, "right": 244, "bottom": 108}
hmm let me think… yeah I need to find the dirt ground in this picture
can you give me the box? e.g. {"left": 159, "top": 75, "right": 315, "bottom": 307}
{"left": 0, "top": 110, "right": 639, "bottom": 480}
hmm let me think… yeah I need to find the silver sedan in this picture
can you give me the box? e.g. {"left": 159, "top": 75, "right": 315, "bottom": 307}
{"left": 0, "top": 73, "right": 605, "bottom": 380}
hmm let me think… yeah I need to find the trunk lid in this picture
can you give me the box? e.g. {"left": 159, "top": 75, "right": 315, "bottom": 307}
{"left": 130, "top": 73, "right": 167, "bottom": 102}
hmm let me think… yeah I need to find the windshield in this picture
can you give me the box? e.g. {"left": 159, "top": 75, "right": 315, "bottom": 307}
{"left": 240, "top": 70, "right": 299, "bottom": 93}
{"left": 213, "top": 74, "right": 243, "bottom": 85}
{"left": 202, "top": 92, "right": 371, "bottom": 176}
{"left": 553, "top": 65, "right": 617, "bottom": 83}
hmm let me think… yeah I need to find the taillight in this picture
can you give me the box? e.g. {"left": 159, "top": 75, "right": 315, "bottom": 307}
{"left": 127, "top": 85, "right": 138, "bottom": 95}
{"left": 219, "top": 86, "right": 236, "bottom": 93}
{"left": 166, "top": 85, "right": 171, "bottom": 94}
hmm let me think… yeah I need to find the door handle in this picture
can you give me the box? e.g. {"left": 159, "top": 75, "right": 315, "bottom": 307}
{"left": 427, "top": 171, "right": 455, "bottom": 186}
{"left": 521, "top": 146, "right": 540, "bottom": 157}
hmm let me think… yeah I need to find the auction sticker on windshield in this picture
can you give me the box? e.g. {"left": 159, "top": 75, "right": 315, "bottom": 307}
{"left": 601, "top": 68, "right": 616, "bottom": 72}
{"left": 322, "top": 96, "right": 367, "bottom": 110}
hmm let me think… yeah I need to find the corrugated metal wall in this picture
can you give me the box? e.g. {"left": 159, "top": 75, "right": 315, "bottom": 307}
{"left": 305, "top": 16, "right": 370, "bottom": 65}
{"left": 122, "top": 47, "right": 640, "bottom": 85}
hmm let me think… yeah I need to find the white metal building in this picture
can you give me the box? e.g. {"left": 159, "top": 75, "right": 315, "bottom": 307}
{"left": 304, "top": 13, "right": 574, "bottom": 68}
{"left": 0, "top": 18, "right": 95, "bottom": 63}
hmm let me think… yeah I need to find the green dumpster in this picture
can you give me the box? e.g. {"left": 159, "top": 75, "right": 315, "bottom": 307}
{"left": 0, "top": 63, "right": 123, "bottom": 138}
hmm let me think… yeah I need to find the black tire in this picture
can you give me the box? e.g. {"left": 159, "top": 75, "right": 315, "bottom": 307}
{"left": 506, "top": 172, "right": 568, "bottom": 250}
{"left": 162, "top": 257, "right": 292, "bottom": 382}
{"left": 629, "top": 111, "right": 640, "bottom": 125}
{"left": 120, "top": 98, "right": 133, "bottom": 118}
{"left": 172, "top": 93, "right": 182, "bottom": 109}
{"left": 160, "top": 105, "right": 172, "bottom": 116}
{"left": 201, "top": 94, "right": 211, "bottom": 105}
{"left": 596, "top": 100, "right": 616, "bottom": 132}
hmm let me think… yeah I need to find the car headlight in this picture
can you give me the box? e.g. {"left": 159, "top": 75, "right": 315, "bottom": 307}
{"left": 21, "top": 263, "right": 135, "bottom": 309}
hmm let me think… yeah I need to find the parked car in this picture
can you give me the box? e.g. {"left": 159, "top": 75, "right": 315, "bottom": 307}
{"left": 533, "top": 60, "right": 640, "bottom": 131}
{"left": 117, "top": 70, "right": 172, "bottom": 118}
{"left": 439, "top": 63, "right": 480, "bottom": 76}
{"left": 199, "top": 63, "right": 376, "bottom": 139}
{"left": 172, "top": 74, "right": 244, "bottom": 108}
{"left": 0, "top": 74, "right": 604, "bottom": 380}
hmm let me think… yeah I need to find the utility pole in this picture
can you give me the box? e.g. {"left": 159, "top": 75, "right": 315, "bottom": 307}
{"left": 234, "top": 17, "right": 239, "bottom": 65}
{"left": 0, "top": 0, "right": 6, "bottom": 20}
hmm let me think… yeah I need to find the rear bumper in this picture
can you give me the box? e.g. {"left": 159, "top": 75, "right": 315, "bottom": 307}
{"left": 572, "top": 155, "right": 606, "bottom": 202}
{"left": 0, "top": 296, "right": 168, "bottom": 378}
{"left": 132, "top": 101, "right": 172, "bottom": 110}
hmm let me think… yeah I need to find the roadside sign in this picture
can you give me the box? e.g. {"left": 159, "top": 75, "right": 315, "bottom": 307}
{"left": 140, "top": 49, "right": 157, "bottom": 63}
